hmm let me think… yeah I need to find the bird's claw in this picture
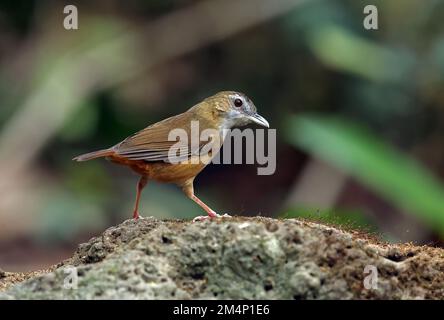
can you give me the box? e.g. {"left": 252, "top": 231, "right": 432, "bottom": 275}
{"left": 192, "top": 213, "right": 232, "bottom": 222}
{"left": 133, "top": 213, "right": 145, "bottom": 220}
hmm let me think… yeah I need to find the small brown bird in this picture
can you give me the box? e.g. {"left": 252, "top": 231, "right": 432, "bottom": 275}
{"left": 73, "top": 91, "right": 269, "bottom": 221}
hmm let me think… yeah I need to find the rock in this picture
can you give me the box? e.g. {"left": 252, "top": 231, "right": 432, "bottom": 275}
{"left": 0, "top": 216, "right": 443, "bottom": 299}
{"left": 0, "top": 269, "right": 49, "bottom": 292}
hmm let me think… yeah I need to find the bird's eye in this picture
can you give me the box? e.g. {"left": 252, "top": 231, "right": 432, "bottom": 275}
{"left": 234, "top": 98, "right": 243, "bottom": 108}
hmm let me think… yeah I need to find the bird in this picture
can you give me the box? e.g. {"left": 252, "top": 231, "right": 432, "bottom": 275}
{"left": 73, "top": 91, "right": 269, "bottom": 221}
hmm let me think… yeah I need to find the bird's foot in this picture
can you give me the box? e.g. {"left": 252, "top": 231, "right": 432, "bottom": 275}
{"left": 133, "top": 212, "right": 144, "bottom": 220}
{"left": 192, "top": 213, "right": 232, "bottom": 222}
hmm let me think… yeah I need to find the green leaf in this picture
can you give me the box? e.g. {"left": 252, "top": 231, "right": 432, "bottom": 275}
{"left": 306, "top": 25, "right": 414, "bottom": 83}
{"left": 285, "top": 114, "right": 444, "bottom": 234}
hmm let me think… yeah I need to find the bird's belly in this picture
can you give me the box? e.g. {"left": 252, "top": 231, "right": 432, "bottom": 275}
{"left": 147, "top": 161, "right": 207, "bottom": 184}
{"left": 146, "top": 152, "right": 214, "bottom": 184}
{"left": 109, "top": 154, "right": 211, "bottom": 185}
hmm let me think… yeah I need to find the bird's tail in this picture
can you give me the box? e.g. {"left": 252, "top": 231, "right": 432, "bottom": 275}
{"left": 73, "top": 148, "right": 114, "bottom": 162}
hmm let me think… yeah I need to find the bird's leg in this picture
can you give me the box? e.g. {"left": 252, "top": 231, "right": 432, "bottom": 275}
{"left": 191, "top": 195, "right": 232, "bottom": 222}
{"left": 190, "top": 195, "right": 217, "bottom": 218}
{"left": 133, "top": 176, "right": 148, "bottom": 220}
{"left": 181, "top": 181, "right": 231, "bottom": 222}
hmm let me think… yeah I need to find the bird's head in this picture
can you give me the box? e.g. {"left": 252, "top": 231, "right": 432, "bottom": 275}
{"left": 202, "top": 91, "right": 269, "bottom": 130}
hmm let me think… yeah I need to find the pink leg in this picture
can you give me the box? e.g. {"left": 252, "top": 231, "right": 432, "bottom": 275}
{"left": 133, "top": 176, "right": 148, "bottom": 220}
{"left": 181, "top": 182, "right": 231, "bottom": 222}
{"left": 190, "top": 195, "right": 231, "bottom": 222}
{"left": 190, "top": 195, "right": 217, "bottom": 218}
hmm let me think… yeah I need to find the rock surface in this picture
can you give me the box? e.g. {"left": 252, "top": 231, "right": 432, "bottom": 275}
{"left": 0, "top": 216, "right": 443, "bottom": 299}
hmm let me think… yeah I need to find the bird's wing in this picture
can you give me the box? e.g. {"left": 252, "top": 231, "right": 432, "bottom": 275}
{"left": 113, "top": 112, "right": 212, "bottom": 163}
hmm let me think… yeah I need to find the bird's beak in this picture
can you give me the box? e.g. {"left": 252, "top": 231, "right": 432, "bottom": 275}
{"left": 249, "top": 113, "right": 269, "bottom": 128}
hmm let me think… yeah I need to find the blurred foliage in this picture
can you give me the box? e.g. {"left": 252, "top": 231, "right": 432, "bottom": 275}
{"left": 286, "top": 114, "right": 444, "bottom": 235}
{"left": 60, "top": 100, "right": 100, "bottom": 142}
{"left": 1, "top": 0, "right": 444, "bottom": 271}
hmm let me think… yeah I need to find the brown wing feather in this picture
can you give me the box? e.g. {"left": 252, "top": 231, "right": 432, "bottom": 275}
{"left": 113, "top": 110, "right": 210, "bottom": 163}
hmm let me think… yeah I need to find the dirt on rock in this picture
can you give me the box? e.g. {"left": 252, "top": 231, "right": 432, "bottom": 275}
{"left": 0, "top": 216, "right": 443, "bottom": 299}
{"left": 0, "top": 269, "right": 50, "bottom": 292}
